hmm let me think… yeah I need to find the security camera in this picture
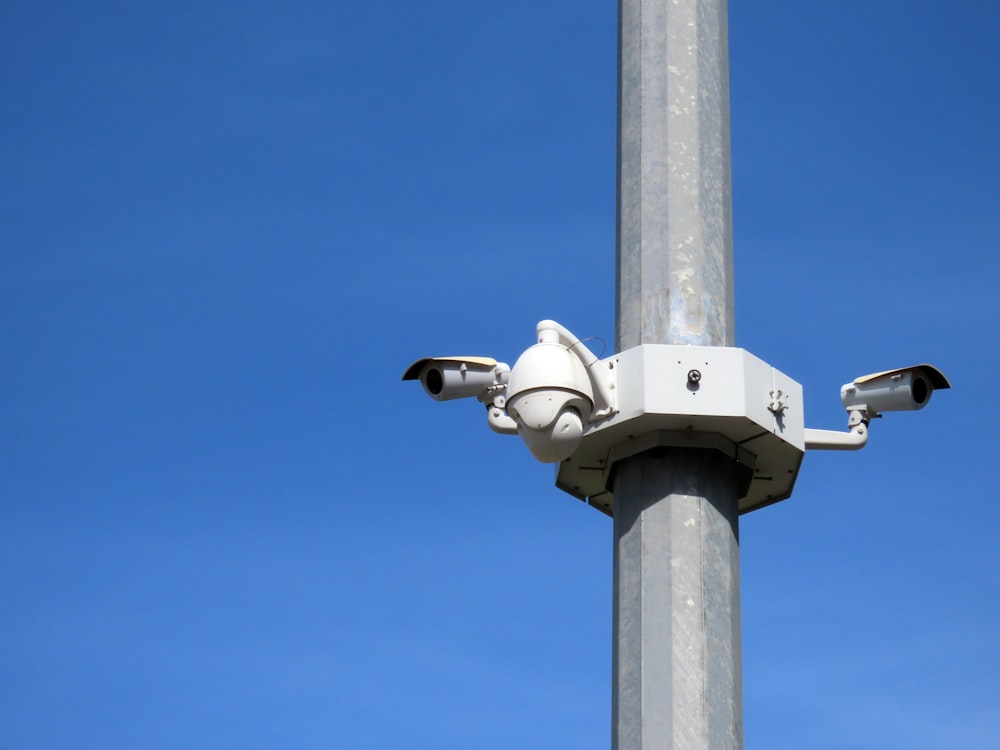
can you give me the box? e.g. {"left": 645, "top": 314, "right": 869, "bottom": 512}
{"left": 841, "top": 364, "right": 951, "bottom": 415}
{"left": 504, "top": 320, "right": 617, "bottom": 463}
{"left": 506, "top": 333, "right": 593, "bottom": 463}
{"left": 402, "top": 321, "right": 617, "bottom": 463}
{"left": 402, "top": 356, "right": 510, "bottom": 402}
{"left": 805, "top": 364, "right": 951, "bottom": 450}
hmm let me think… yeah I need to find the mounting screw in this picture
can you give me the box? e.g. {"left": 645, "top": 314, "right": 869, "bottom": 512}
{"left": 768, "top": 389, "right": 787, "bottom": 416}
{"left": 687, "top": 369, "right": 702, "bottom": 385}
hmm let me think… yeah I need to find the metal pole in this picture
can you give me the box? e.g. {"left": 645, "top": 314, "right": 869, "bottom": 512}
{"left": 613, "top": 0, "right": 741, "bottom": 748}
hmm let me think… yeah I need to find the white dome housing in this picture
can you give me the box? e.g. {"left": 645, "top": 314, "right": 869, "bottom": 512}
{"left": 506, "top": 331, "right": 594, "bottom": 462}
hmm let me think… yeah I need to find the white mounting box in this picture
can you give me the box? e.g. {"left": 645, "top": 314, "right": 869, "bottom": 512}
{"left": 555, "top": 345, "right": 805, "bottom": 515}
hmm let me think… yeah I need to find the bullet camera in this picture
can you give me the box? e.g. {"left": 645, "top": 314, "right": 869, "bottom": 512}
{"left": 840, "top": 365, "right": 951, "bottom": 415}
{"left": 805, "top": 363, "right": 951, "bottom": 450}
{"left": 402, "top": 356, "right": 510, "bottom": 402}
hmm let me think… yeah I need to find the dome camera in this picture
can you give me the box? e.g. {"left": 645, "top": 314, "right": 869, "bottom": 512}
{"left": 505, "top": 324, "right": 596, "bottom": 463}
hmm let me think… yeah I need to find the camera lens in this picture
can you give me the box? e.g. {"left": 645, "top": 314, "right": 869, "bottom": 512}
{"left": 426, "top": 368, "right": 444, "bottom": 395}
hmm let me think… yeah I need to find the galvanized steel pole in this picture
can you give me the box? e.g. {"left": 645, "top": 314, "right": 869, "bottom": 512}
{"left": 613, "top": 0, "right": 741, "bottom": 748}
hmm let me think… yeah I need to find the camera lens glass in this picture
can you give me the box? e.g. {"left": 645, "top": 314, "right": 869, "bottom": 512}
{"left": 912, "top": 375, "right": 929, "bottom": 405}
{"left": 426, "top": 368, "right": 444, "bottom": 395}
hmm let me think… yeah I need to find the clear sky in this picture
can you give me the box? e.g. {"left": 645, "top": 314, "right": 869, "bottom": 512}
{"left": 2, "top": 2, "right": 998, "bottom": 748}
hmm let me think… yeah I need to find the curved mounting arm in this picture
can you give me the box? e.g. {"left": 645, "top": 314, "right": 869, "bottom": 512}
{"left": 485, "top": 394, "right": 519, "bottom": 435}
{"left": 536, "top": 320, "right": 617, "bottom": 419}
{"left": 804, "top": 410, "right": 870, "bottom": 451}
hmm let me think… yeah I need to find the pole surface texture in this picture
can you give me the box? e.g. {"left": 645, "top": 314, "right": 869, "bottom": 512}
{"left": 616, "top": 0, "right": 733, "bottom": 351}
{"left": 613, "top": 1, "right": 741, "bottom": 749}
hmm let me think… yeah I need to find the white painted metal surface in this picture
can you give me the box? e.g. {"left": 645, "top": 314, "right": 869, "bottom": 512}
{"left": 555, "top": 345, "right": 804, "bottom": 515}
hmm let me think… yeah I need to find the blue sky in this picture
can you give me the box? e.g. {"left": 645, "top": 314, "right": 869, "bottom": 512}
{"left": 2, "top": 2, "right": 998, "bottom": 748}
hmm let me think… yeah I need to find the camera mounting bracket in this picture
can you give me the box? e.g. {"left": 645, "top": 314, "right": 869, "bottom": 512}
{"left": 554, "top": 344, "right": 806, "bottom": 516}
